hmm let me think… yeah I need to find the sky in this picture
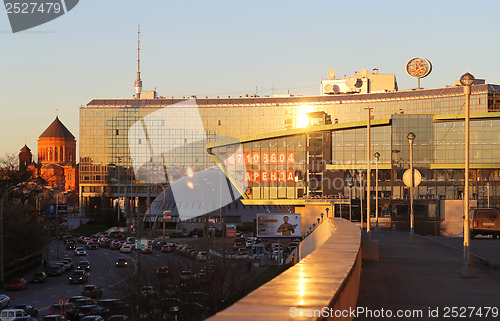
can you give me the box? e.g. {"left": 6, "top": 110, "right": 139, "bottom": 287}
{"left": 1, "top": 0, "right": 500, "bottom": 157}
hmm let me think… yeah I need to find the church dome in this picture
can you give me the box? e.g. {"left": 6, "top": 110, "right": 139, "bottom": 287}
{"left": 39, "top": 116, "right": 75, "bottom": 139}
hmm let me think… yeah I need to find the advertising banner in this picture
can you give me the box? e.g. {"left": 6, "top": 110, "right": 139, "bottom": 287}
{"left": 257, "top": 213, "right": 301, "bottom": 238}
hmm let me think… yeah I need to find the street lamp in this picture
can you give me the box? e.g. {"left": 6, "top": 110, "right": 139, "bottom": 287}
{"left": 348, "top": 179, "right": 353, "bottom": 222}
{"left": 374, "top": 152, "right": 380, "bottom": 229}
{"left": 325, "top": 207, "right": 329, "bottom": 218}
{"left": 358, "top": 170, "right": 364, "bottom": 230}
{"left": 365, "top": 107, "right": 373, "bottom": 239}
{"left": 407, "top": 132, "right": 416, "bottom": 243}
{"left": 460, "top": 72, "right": 475, "bottom": 277}
{"left": 1, "top": 184, "right": 23, "bottom": 285}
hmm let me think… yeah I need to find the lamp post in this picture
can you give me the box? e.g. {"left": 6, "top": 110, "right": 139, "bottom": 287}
{"left": 348, "top": 179, "right": 352, "bottom": 222}
{"left": 365, "top": 107, "right": 373, "bottom": 239}
{"left": 374, "top": 152, "right": 380, "bottom": 229}
{"left": 460, "top": 72, "right": 475, "bottom": 277}
{"left": 1, "top": 184, "right": 22, "bottom": 285}
{"left": 325, "top": 207, "right": 329, "bottom": 218}
{"left": 407, "top": 132, "right": 416, "bottom": 243}
{"left": 487, "top": 182, "right": 490, "bottom": 207}
{"left": 358, "top": 170, "right": 364, "bottom": 230}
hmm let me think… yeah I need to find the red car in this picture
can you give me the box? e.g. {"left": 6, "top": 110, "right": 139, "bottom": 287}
{"left": 6, "top": 278, "right": 28, "bottom": 290}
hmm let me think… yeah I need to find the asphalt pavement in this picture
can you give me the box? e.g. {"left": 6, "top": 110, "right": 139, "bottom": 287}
{"left": 355, "top": 231, "right": 500, "bottom": 321}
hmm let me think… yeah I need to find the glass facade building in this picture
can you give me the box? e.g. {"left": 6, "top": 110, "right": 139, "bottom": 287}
{"left": 79, "top": 83, "right": 500, "bottom": 225}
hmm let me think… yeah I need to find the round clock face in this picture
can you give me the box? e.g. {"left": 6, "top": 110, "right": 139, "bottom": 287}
{"left": 406, "top": 57, "right": 432, "bottom": 79}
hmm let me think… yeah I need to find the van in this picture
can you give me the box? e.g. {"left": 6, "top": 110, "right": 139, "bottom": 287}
{"left": 470, "top": 208, "right": 500, "bottom": 238}
{"left": 0, "top": 309, "right": 27, "bottom": 321}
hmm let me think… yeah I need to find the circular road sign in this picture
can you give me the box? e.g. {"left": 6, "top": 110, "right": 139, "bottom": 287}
{"left": 58, "top": 298, "right": 64, "bottom": 307}
{"left": 403, "top": 169, "right": 422, "bottom": 187}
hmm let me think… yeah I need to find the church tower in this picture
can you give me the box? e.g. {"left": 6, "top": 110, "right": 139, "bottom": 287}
{"left": 19, "top": 144, "right": 32, "bottom": 171}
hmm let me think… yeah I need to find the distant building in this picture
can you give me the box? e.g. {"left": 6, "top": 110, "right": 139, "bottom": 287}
{"left": 19, "top": 116, "right": 78, "bottom": 201}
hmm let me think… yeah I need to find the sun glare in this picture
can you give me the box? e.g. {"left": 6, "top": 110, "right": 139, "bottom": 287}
{"left": 296, "top": 105, "right": 314, "bottom": 128}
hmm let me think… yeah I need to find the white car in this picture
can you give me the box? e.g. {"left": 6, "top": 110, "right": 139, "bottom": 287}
{"left": 74, "top": 247, "right": 87, "bottom": 256}
{"left": 0, "top": 294, "right": 9, "bottom": 308}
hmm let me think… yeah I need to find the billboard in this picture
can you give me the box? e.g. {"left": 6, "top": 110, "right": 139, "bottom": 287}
{"left": 257, "top": 213, "right": 301, "bottom": 238}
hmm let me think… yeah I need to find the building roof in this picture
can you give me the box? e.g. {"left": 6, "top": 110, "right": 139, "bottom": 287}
{"left": 20, "top": 144, "right": 31, "bottom": 152}
{"left": 39, "top": 117, "right": 75, "bottom": 139}
{"left": 84, "top": 84, "right": 500, "bottom": 108}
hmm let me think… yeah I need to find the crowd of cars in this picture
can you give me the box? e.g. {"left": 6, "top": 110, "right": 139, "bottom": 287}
{"left": 0, "top": 234, "right": 132, "bottom": 321}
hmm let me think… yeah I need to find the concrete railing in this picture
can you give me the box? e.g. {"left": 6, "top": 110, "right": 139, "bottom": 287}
{"left": 207, "top": 218, "right": 362, "bottom": 321}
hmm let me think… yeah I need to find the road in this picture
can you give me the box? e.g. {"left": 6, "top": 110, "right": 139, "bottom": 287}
{"left": 2, "top": 239, "right": 205, "bottom": 318}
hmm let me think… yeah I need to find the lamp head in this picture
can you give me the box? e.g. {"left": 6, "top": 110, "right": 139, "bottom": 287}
{"left": 374, "top": 152, "right": 380, "bottom": 160}
{"left": 407, "top": 132, "right": 416, "bottom": 142}
{"left": 460, "top": 73, "right": 475, "bottom": 86}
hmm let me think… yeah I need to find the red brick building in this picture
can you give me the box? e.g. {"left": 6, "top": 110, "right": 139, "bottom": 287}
{"left": 19, "top": 117, "right": 78, "bottom": 197}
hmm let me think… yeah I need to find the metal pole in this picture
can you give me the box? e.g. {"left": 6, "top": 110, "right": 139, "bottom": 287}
{"left": 409, "top": 136, "right": 415, "bottom": 243}
{"left": 358, "top": 170, "right": 363, "bottom": 230}
{"left": 375, "top": 152, "right": 380, "bottom": 229}
{"left": 462, "top": 73, "right": 474, "bottom": 277}
{"left": 117, "top": 160, "right": 120, "bottom": 222}
{"left": 366, "top": 107, "right": 372, "bottom": 239}
{"left": 487, "top": 182, "right": 490, "bottom": 207}
{"left": 349, "top": 183, "right": 352, "bottom": 222}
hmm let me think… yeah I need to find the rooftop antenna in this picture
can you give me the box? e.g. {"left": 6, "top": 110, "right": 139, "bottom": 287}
{"left": 56, "top": 108, "right": 58, "bottom": 118}
{"left": 134, "top": 25, "right": 143, "bottom": 99}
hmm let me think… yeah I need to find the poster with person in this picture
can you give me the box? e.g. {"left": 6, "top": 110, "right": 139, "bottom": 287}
{"left": 257, "top": 213, "right": 301, "bottom": 238}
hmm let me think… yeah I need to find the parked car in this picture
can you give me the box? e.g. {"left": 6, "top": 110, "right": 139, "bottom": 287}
{"left": 55, "top": 262, "right": 67, "bottom": 273}
{"left": 119, "top": 245, "right": 132, "bottom": 254}
{"left": 86, "top": 242, "right": 98, "bottom": 250}
{"left": 80, "top": 316, "right": 104, "bottom": 321}
{"left": 6, "top": 278, "right": 28, "bottom": 291}
{"left": 69, "top": 270, "right": 88, "bottom": 284}
{"left": 155, "top": 266, "right": 169, "bottom": 277}
{"left": 0, "top": 309, "right": 27, "bottom": 321}
{"left": 66, "top": 241, "right": 76, "bottom": 250}
{"left": 110, "top": 241, "right": 121, "bottom": 250}
{"left": 237, "top": 248, "right": 249, "bottom": 256}
{"left": 61, "top": 258, "right": 74, "bottom": 270}
{"left": 82, "top": 285, "right": 103, "bottom": 299}
{"left": 115, "top": 257, "right": 127, "bottom": 267}
{"left": 106, "top": 316, "right": 128, "bottom": 321}
{"left": 13, "top": 305, "right": 38, "bottom": 317}
{"left": 75, "top": 247, "right": 87, "bottom": 256}
{"left": 11, "top": 317, "right": 37, "bottom": 321}
{"left": 196, "top": 251, "right": 208, "bottom": 261}
{"left": 47, "top": 265, "right": 63, "bottom": 276}
{"left": 160, "top": 243, "right": 174, "bottom": 253}
{"left": 233, "top": 242, "right": 244, "bottom": 251}
{"left": 75, "top": 305, "right": 104, "bottom": 320}
{"left": 470, "top": 208, "right": 500, "bottom": 238}
{"left": 31, "top": 272, "right": 47, "bottom": 283}
{"left": 140, "top": 246, "right": 153, "bottom": 254}
{"left": 41, "top": 315, "right": 64, "bottom": 321}
{"left": 97, "top": 299, "right": 127, "bottom": 317}
{"left": 78, "top": 260, "right": 91, "bottom": 271}
{"left": 0, "top": 294, "right": 10, "bottom": 308}
{"left": 179, "top": 271, "right": 193, "bottom": 284}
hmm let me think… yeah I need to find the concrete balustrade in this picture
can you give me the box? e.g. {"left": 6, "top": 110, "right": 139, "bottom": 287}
{"left": 207, "top": 218, "right": 362, "bottom": 321}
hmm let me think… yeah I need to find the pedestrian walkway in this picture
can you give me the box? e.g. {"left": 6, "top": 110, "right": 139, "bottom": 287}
{"left": 355, "top": 231, "right": 500, "bottom": 321}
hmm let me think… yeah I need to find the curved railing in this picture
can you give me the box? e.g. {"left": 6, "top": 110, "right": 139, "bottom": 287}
{"left": 207, "top": 217, "right": 362, "bottom": 321}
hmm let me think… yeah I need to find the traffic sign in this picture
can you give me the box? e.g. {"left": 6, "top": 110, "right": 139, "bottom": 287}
{"left": 58, "top": 298, "right": 64, "bottom": 307}
{"left": 163, "top": 210, "right": 172, "bottom": 222}
{"left": 403, "top": 169, "right": 422, "bottom": 187}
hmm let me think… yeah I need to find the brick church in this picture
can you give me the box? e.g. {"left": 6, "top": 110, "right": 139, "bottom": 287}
{"left": 19, "top": 116, "right": 78, "bottom": 201}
